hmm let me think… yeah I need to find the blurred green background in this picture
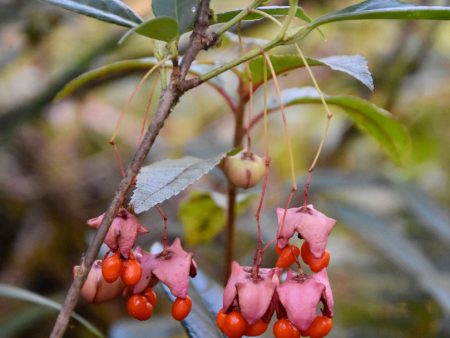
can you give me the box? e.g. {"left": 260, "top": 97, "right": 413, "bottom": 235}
{"left": 0, "top": 0, "right": 449, "bottom": 337}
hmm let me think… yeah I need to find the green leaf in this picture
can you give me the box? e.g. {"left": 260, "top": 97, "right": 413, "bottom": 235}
{"left": 134, "top": 16, "right": 179, "bottom": 42}
{"left": 152, "top": 0, "right": 200, "bottom": 34}
{"left": 131, "top": 154, "right": 227, "bottom": 214}
{"left": 0, "top": 284, "right": 104, "bottom": 338}
{"left": 267, "top": 87, "right": 410, "bottom": 163}
{"left": 179, "top": 190, "right": 254, "bottom": 245}
{"left": 179, "top": 191, "right": 225, "bottom": 245}
{"left": 309, "top": 0, "right": 450, "bottom": 30}
{"left": 249, "top": 54, "right": 374, "bottom": 90}
{"left": 42, "top": 0, "right": 143, "bottom": 28}
{"left": 215, "top": 5, "right": 311, "bottom": 24}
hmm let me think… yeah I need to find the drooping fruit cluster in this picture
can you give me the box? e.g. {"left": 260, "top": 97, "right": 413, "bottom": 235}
{"left": 216, "top": 262, "right": 280, "bottom": 337}
{"left": 274, "top": 205, "right": 335, "bottom": 338}
{"left": 275, "top": 269, "right": 334, "bottom": 338}
{"left": 78, "top": 203, "right": 336, "bottom": 336}
{"left": 77, "top": 209, "right": 197, "bottom": 322}
{"left": 132, "top": 238, "right": 197, "bottom": 321}
{"left": 87, "top": 207, "right": 149, "bottom": 258}
{"left": 223, "top": 150, "right": 266, "bottom": 189}
{"left": 276, "top": 205, "right": 335, "bottom": 272}
{"left": 216, "top": 205, "right": 336, "bottom": 338}
{"left": 86, "top": 208, "right": 146, "bottom": 310}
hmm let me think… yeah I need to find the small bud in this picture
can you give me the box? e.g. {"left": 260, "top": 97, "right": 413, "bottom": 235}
{"left": 223, "top": 151, "right": 265, "bottom": 189}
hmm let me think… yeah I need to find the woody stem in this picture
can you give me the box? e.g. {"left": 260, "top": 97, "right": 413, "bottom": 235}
{"left": 225, "top": 84, "right": 247, "bottom": 283}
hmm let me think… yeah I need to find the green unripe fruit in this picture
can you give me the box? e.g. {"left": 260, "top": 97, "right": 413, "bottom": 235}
{"left": 223, "top": 151, "right": 265, "bottom": 189}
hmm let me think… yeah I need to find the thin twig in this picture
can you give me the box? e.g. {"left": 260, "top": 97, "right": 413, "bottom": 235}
{"left": 278, "top": 187, "right": 296, "bottom": 239}
{"left": 225, "top": 184, "right": 237, "bottom": 283}
{"left": 110, "top": 59, "right": 167, "bottom": 143}
{"left": 263, "top": 52, "right": 297, "bottom": 191}
{"left": 263, "top": 52, "right": 298, "bottom": 242}
{"left": 251, "top": 59, "right": 271, "bottom": 274}
{"left": 237, "top": 22, "right": 254, "bottom": 152}
{"left": 262, "top": 58, "right": 269, "bottom": 157}
{"left": 109, "top": 140, "right": 126, "bottom": 177}
{"left": 139, "top": 74, "right": 160, "bottom": 142}
{"left": 250, "top": 8, "right": 283, "bottom": 27}
{"left": 156, "top": 205, "right": 169, "bottom": 250}
{"left": 252, "top": 156, "right": 271, "bottom": 277}
{"left": 224, "top": 90, "right": 247, "bottom": 282}
{"left": 294, "top": 44, "right": 333, "bottom": 207}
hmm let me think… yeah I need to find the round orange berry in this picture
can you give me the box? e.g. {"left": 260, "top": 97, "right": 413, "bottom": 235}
{"left": 127, "top": 294, "right": 152, "bottom": 321}
{"left": 303, "top": 316, "right": 333, "bottom": 338}
{"left": 222, "top": 311, "right": 248, "bottom": 338}
{"left": 308, "top": 251, "right": 330, "bottom": 272}
{"left": 121, "top": 258, "right": 142, "bottom": 286}
{"left": 171, "top": 296, "right": 192, "bottom": 321}
{"left": 273, "top": 318, "right": 300, "bottom": 338}
{"left": 276, "top": 244, "right": 300, "bottom": 268}
{"left": 301, "top": 242, "right": 330, "bottom": 272}
{"left": 101, "top": 252, "right": 122, "bottom": 283}
{"left": 245, "top": 319, "right": 268, "bottom": 336}
{"left": 142, "top": 287, "right": 157, "bottom": 306}
{"left": 216, "top": 309, "right": 227, "bottom": 331}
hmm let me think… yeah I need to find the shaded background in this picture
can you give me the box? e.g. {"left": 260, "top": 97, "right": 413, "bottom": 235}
{"left": 0, "top": 0, "right": 449, "bottom": 337}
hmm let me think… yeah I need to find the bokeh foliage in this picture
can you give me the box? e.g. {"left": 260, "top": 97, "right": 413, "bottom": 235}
{"left": 0, "top": 0, "right": 449, "bottom": 337}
